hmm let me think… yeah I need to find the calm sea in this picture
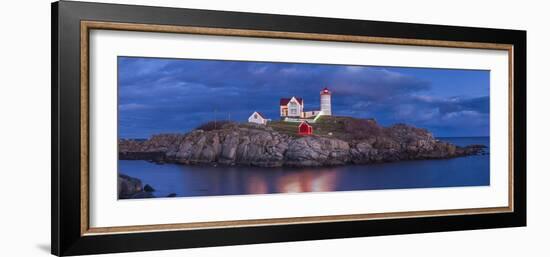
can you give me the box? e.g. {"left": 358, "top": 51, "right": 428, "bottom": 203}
{"left": 119, "top": 137, "right": 489, "bottom": 198}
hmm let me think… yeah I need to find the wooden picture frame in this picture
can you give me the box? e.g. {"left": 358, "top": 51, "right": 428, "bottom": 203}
{"left": 52, "top": 1, "right": 526, "bottom": 256}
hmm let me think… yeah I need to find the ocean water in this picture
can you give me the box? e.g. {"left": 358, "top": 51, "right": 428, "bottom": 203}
{"left": 119, "top": 137, "right": 490, "bottom": 198}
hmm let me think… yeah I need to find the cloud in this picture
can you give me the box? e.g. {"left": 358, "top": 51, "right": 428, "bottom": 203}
{"left": 117, "top": 57, "right": 489, "bottom": 138}
{"left": 411, "top": 95, "right": 489, "bottom": 115}
{"left": 119, "top": 103, "right": 150, "bottom": 111}
{"left": 330, "top": 68, "right": 431, "bottom": 99}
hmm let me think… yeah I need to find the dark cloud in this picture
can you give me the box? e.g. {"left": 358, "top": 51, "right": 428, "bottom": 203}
{"left": 118, "top": 57, "right": 489, "bottom": 138}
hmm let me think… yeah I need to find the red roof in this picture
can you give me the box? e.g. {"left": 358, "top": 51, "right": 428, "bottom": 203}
{"left": 280, "top": 97, "right": 303, "bottom": 106}
{"left": 321, "top": 87, "right": 331, "bottom": 94}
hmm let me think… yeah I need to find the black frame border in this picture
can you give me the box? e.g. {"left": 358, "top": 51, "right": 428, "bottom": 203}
{"left": 52, "top": 1, "right": 526, "bottom": 256}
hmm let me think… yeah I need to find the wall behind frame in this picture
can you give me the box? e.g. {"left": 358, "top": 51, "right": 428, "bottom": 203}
{"left": 0, "top": 0, "right": 546, "bottom": 256}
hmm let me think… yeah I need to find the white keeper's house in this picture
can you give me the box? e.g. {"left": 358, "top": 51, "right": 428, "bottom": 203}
{"left": 248, "top": 111, "right": 269, "bottom": 125}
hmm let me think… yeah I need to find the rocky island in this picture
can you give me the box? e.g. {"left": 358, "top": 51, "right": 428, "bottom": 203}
{"left": 115, "top": 63, "right": 491, "bottom": 199}
{"left": 119, "top": 116, "right": 487, "bottom": 168}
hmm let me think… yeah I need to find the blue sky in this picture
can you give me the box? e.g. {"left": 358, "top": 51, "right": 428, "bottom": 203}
{"left": 118, "top": 56, "right": 490, "bottom": 138}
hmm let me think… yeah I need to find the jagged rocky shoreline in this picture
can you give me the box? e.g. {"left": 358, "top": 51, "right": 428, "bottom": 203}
{"left": 118, "top": 173, "right": 178, "bottom": 199}
{"left": 118, "top": 173, "right": 154, "bottom": 199}
{"left": 119, "top": 119, "right": 487, "bottom": 168}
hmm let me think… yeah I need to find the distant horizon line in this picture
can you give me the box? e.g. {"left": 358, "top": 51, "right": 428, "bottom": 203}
{"left": 436, "top": 136, "right": 489, "bottom": 138}
{"left": 118, "top": 135, "right": 490, "bottom": 140}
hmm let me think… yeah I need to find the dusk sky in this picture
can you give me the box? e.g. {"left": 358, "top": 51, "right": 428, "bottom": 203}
{"left": 118, "top": 56, "right": 490, "bottom": 139}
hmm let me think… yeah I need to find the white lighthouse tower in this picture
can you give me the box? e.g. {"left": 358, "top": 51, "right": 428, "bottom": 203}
{"left": 320, "top": 87, "right": 332, "bottom": 116}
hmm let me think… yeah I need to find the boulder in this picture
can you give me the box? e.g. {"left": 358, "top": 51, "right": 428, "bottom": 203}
{"left": 118, "top": 173, "right": 143, "bottom": 199}
{"left": 143, "top": 184, "right": 155, "bottom": 192}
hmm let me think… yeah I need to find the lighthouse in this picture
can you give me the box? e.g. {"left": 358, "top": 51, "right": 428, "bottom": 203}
{"left": 320, "top": 87, "right": 332, "bottom": 116}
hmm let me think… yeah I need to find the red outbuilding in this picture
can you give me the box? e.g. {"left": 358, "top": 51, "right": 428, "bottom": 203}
{"left": 298, "top": 121, "right": 313, "bottom": 135}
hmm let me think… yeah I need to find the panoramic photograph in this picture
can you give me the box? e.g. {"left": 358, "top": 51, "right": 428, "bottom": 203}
{"left": 117, "top": 56, "right": 490, "bottom": 199}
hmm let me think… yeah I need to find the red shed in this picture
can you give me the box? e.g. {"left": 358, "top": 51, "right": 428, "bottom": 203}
{"left": 298, "top": 121, "right": 313, "bottom": 135}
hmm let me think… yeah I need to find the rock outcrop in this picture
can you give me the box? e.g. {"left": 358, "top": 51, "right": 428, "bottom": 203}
{"left": 119, "top": 120, "right": 487, "bottom": 168}
{"left": 118, "top": 173, "right": 154, "bottom": 199}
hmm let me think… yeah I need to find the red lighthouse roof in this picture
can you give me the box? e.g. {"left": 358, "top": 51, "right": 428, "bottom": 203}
{"left": 321, "top": 87, "right": 331, "bottom": 95}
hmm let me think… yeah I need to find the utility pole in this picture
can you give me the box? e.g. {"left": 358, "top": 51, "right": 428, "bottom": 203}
{"left": 214, "top": 108, "right": 217, "bottom": 129}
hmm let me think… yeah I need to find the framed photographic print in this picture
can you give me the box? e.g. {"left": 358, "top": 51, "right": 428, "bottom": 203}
{"left": 51, "top": 1, "right": 526, "bottom": 256}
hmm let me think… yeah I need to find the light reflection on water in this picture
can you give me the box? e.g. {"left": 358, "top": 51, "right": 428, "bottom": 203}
{"left": 275, "top": 170, "right": 339, "bottom": 193}
{"left": 242, "top": 170, "right": 339, "bottom": 194}
{"left": 119, "top": 137, "right": 489, "bottom": 199}
{"left": 119, "top": 162, "right": 344, "bottom": 197}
